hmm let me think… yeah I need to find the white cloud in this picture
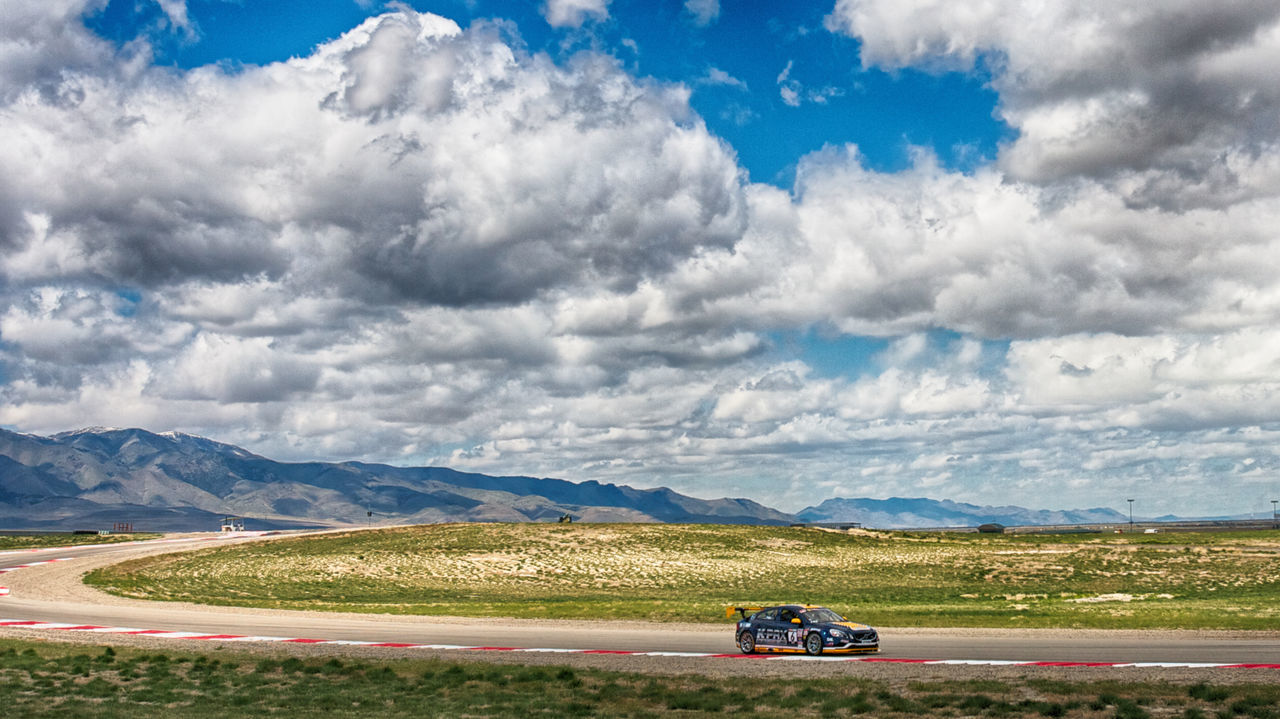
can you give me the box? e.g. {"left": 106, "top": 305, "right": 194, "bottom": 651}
{"left": 0, "top": 288, "right": 146, "bottom": 367}
{"left": 0, "top": 0, "right": 117, "bottom": 103}
{"left": 660, "top": 145, "right": 1280, "bottom": 339}
{"left": 699, "top": 67, "right": 746, "bottom": 90}
{"left": 776, "top": 60, "right": 799, "bottom": 106}
{"left": 1006, "top": 330, "right": 1280, "bottom": 431}
{"left": 542, "top": 0, "right": 610, "bottom": 29}
{"left": 776, "top": 59, "right": 843, "bottom": 107}
{"left": 155, "top": 0, "right": 193, "bottom": 35}
{"left": 3, "top": 3, "right": 1280, "bottom": 517}
{"left": 826, "top": 0, "right": 1280, "bottom": 206}
{"left": 684, "top": 0, "right": 719, "bottom": 27}
{"left": 158, "top": 334, "right": 321, "bottom": 403}
{"left": 1, "top": 8, "right": 748, "bottom": 307}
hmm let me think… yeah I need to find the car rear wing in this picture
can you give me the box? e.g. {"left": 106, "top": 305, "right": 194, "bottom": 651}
{"left": 725, "top": 606, "right": 764, "bottom": 620}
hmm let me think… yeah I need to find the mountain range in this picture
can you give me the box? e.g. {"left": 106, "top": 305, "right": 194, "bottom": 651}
{"left": 793, "top": 496, "right": 1129, "bottom": 528}
{"left": 0, "top": 427, "right": 790, "bottom": 530}
{"left": 0, "top": 427, "right": 1187, "bottom": 531}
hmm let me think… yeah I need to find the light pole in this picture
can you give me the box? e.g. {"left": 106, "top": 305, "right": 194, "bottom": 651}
{"left": 1127, "top": 499, "right": 1134, "bottom": 532}
{"left": 1271, "top": 500, "right": 1277, "bottom": 530}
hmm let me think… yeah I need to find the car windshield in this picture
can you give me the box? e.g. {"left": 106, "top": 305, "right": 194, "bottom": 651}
{"left": 800, "top": 608, "right": 845, "bottom": 624}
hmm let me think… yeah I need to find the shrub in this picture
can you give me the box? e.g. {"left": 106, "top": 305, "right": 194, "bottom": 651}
{"left": 1189, "top": 683, "right": 1231, "bottom": 702}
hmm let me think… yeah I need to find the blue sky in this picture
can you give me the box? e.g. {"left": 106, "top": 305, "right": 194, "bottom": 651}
{"left": 3, "top": 0, "right": 1280, "bottom": 516}
{"left": 87, "top": 0, "right": 1009, "bottom": 182}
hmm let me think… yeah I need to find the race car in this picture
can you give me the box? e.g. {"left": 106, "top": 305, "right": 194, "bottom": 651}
{"left": 727, "top": 604, "right": 879, "bottom": 655}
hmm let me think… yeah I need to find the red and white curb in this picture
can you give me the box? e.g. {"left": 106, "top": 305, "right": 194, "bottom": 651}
{"left": 0, "top": 619, "right": 1274, "bottom": 669}
{"left": 1, "top": 551, "right": 1277, "bottom": 669}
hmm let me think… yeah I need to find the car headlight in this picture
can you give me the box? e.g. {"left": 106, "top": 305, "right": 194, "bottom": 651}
{"left": 829, "top": 629, "right": 847, "bottom": 639}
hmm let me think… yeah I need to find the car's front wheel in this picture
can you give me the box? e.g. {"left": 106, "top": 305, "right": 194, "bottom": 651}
{"left": 804, "top": 633, "right": 823, "bottom": 656}
{"left": 738, "top": 631, "right": 756, "bottom": 654}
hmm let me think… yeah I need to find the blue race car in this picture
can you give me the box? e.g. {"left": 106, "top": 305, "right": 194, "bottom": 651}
{"left": 727, "top": 604, "right": 879, "bottom": 655}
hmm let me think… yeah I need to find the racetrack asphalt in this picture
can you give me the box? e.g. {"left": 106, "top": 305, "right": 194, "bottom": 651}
{"left": 3, "top": 533, "right": 1279, "bottom": 671}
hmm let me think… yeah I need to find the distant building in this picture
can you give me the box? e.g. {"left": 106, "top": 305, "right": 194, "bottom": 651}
{"left": 977, "top": 523, "right": 1006, "bottom": 534}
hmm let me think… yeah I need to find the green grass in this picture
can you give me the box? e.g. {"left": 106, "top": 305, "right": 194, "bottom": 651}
{"left": 85, "top": 523, "right": 1280, "bottom": 628}
{"left": 0, "top": 534, "right": 161, "bottom": 551}
{"left": 1, "top": 638, "right": 1277, "bottom": 718}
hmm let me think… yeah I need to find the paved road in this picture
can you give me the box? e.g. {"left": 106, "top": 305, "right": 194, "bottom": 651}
{"left": 4, "top": 536, "right": 1280, "bottom": 665}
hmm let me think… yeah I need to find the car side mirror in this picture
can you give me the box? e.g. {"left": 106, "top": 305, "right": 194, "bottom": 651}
{"left": 791, "top": 618, "right": 801, "bottom": 625}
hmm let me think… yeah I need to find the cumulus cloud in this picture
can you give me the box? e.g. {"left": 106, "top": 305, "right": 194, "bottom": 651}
{"left": 154, "top": 0, "right": 193, "bottom": 36}
{"left": 0, "top": 5, "right": 757, "bottom": 464}
{"left": 1006, "top": 329, "right": 1280, "bottom": 431}
{"left": 3, "top": 2, "right": 1280, "bottom": 515}
{"left": 542, "top": 0, "right": 610, "bottom": 29}
{"left": 0, "top": 7, "right": 747, "bottom": 307}
{"left": 826, "top": 0, "right": 1280, "bottom": 208}
{"left": 0, "top": 288, "right": 153, "bottom": 370}
{"left": 0, "top": 0, "right": 117, "bottom": 102}
{"left": 158, "top": 334, "right": 321, "bottom": 403}
{"left": 644, "top": 145, "right": 1280, "bottom": 340}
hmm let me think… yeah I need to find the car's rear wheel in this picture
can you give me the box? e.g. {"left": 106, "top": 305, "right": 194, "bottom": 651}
{"left": 738, "top": 632, "right": 756, "bottom": 654}
{"left": 804, "top": 633, "right": 823, "bottom": 656}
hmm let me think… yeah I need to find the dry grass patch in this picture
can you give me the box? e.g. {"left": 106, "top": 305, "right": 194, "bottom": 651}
{"left": 0, "top": 534, "right": 160, "bottom": 551}
{"left": 86, "top": 524, "right": 1280, "bottom": 628}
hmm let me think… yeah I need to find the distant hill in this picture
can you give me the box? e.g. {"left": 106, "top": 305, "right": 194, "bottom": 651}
{"left": 795, "top": 496, "right": 1129, "bottom": 529}
{"left": 0, "top": 428, "right": 792, "bottom": 531}
{"left": 1, "top": 427, "right": 1216, "bottom": 533}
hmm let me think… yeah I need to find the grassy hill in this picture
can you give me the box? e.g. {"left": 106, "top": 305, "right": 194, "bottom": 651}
{"left": 87, "top": 523, "right": 1280, "bottom": 629}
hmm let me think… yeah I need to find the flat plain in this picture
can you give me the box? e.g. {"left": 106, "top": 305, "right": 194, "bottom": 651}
{"left": 84, "top": 524, "right": 1280, "bottom": 629}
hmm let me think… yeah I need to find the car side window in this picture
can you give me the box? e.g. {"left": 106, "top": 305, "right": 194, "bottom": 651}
{"left": 756, "top": 609, "right": 778, "bottom": 622}
{"left": 779, "top": 609, "right": 795, "bottom": 622}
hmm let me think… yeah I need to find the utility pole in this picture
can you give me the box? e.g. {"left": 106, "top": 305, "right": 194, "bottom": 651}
{"left": 1127, "top": 498, "right": 1134, "bottom": 532}
{"left": 1271, "top": 500, "right": 1277, "bottom": 530}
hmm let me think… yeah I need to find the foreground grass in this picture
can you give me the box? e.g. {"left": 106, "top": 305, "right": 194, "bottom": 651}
{"left": 0, "top": 534, "right": 160, "bottom": 551}
{"left": 1, "top": 638, "right": 1277, "bottom": 718}
{"left": 86, "top": 524, "right": 1280, "bottom": 629}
